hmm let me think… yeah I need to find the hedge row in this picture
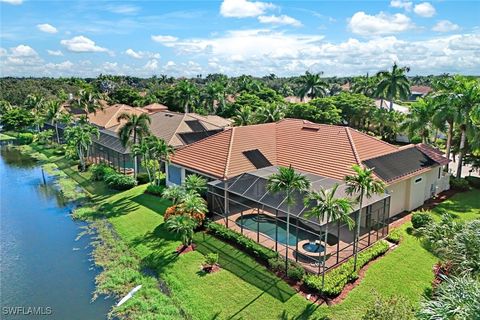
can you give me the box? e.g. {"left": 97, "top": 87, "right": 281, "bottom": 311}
{"left": 304, "top": 240, "right": 390, "bottom": 297}
{"left": 90, "top": 163, "right": 137, "bottom": 190}
{"left": 205, "top": 221, "right": 278, "bottom": 263}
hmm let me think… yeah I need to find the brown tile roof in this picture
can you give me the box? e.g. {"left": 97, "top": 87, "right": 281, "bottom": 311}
{"left": 88, "top": 104, "right": 147, "bottom": 129}
{"left": 171, "top": 119, "right": 399, "bottom": 180}
{"left": 415, "top": 143, "right": 450, "bottom": 166}
{"left": 142, "top": 103, "right": 169, "bottom": 114}
{"left": 410, "top": 85, "right": 433, "bottom": 95}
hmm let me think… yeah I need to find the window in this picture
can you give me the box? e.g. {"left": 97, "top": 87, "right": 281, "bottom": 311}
{"left": 168, "top": 165, "right": 182, "bottom": 185}
{"left": 414, "top": 177, "right": 423, "bottom": 184}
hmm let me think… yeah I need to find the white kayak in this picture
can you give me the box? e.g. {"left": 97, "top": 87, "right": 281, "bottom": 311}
{"left": 116, "top": 285, "right": 142, "bottom": 307}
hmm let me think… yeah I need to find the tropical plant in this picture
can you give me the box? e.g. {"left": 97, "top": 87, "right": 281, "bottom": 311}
{"left": 74, "top": 89, "right": 103, "bottom": 119}
{"left": 352, "top": 74, "right": 377, "bottom": 98}
{"left": 375, "top": 63, "right": 411, "bottom": 110}
{"left": 146, "top": 135, "right": 174, "bottom": 186}
{"left": 162, "top": 185, "right": 186, "bottom": 205}
{"left": 117, "top": 113, "right": 151, "bottom": 177}
{"left": 0, "top": 107, "right": 35, "bottom": 130}
{"left": 177, "top": 191, "right": 208, "bottom": 221}
{"left": 232, "top": 106, "right": 255, "bottom": 126}
{"left": 34, "top": 129, "right": 54, "bottom": 144}
{"left": 174, "top": 80, "right": 198, "bottom": 113}
{"left": 296, "top": 71, "right": 328, "bottom": 101}
{"left": 44, "top": 100, "right": 64, "bottom": 143}
{"left": 183, "top": 174, "right": 207, "bottom": 195}
{"left": 166, "top": 215, "right": 197, "bottom": 249}
{"left": 345, "top": 165, "right": 386, "bottom": 271}
{"left": 402, "top": 97, "right": 436, "bottom": 143}
{"left": 64, "top": 122, "right": 99, "bottom": 171}
{"left": 131, "top": 139, "right": 154, "bottom": 183}
{"left": 204, "top": 253, "right": 219, "bottom": 267}
{"left": 417, "top": 275, "right": 480, "bottom": 320}
{"left": 24, "top": 94, "right": 45, "bottom": 132}
{"left": 267, "top": 165, "right": 311, "bottom": 272}
{"left": 304, "top": 184, "right": 355, "bottom": 287}
{"left": 255, "top": 103, "right": 285, "bottom": 124}
{"left": 202, "top": 81, "right": 227, "bottom": 113}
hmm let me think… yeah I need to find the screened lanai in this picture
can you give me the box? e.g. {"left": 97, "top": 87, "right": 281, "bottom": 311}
{"left": 208, "top": 166, "right": 391, "bottom": 274}
{"left": 89, "top": 129, "right": 136, "bottom": 175}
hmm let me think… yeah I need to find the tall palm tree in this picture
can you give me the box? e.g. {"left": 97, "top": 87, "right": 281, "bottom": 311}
{"left": 304, "top": 184, "right": 354, "bottom": 286}
{"left": 352, "top": 73, "right": 376, "bottom": 98}
{"left": 267, "top": 165, "right": 311, "bottom": 272}
{"left": 175, "top": 80, "right": 198, "bottom": 113}
{"left": 44, "top": 100, "right": 63, "bottom": 143}
{"left": 64, "top": 123, "right": 99, "bottom": 171}
{"left": 131, "top": 139, "right": 153, "bottom": 183}
{"left": 431, "top": 91, "right": 456, "bottom": 167}
{"left": 233, "top": 106, "right": 254, "bottom": 126}
{"left": 296, "top": 71, "right": 328, "bottom": 101}
{"left": 74, "top": 89, "right": 103, "bottom": 120}
{"left": 236, "top": 75, "right": 261, "bottom": 93}
{"left": 117, "top": 113, "right": 151, "bottom": 177}
{"left": 344, "top": 165, "right": 385, "bottom": 271}
{"left": 375, "top": 63, "right": 411, "bottom": 110}
{"left": 255, "top": 103, "right": 285, "bottom": 124}
{"left": 24, "top": 94, "right": 45, "bottom": 132}
{"left": 203, "top": 81, "right": 226, "bottom": 114}
{"left": 146, "top": 135, "right": 175, "bottom": 185}
{"left": 402, "top": 98, "right": 436, "bottom": 144}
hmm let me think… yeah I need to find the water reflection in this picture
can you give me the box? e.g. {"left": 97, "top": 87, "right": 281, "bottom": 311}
{"left": 0, "top": 145, "right": 36, "bottom": 168}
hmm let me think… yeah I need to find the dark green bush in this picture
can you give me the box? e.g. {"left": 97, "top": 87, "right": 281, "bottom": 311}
{"left": 145, "top": 184, "right": 165, "bottom": 196}
{"left": 411, "top": 211, "right": 434, "bottom": 229}
{"left": 136, "top": 173, "right": 150, "bottom": 184}
{"left": 268, "top": 257, "right": 285, "bottom": 272}
{"left": 105, "top": 173, "right": 137, "bottom": 190}
{"left": 206, "top": 222, "right": 278, "bottom": 263}
{"left": 465, "top": 176, "right": 480, "bottom": 189}
{"left": 287, "top": 263, "right": 305, "bottom": 282}
{"left": 304, "top": 240, "right": 390, "bottom": 297}
{"left": 449, "top": 176, "right": 470, "bottom": 191}
{"left": 90, "top": 163, "right": 116, "bottom": 181}
{"left": 386, "top": 228, "right": 401, "bottom": 244}
{"left": 18, "top": 132, "right": 34, "bottom": 144}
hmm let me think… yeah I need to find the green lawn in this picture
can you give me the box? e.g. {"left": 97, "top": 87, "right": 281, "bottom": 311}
{"left": 430, "top": 189, "right": 480, "bottom": 222}
{"left": 93, "top": 186, "right": 478, "bottom": 319}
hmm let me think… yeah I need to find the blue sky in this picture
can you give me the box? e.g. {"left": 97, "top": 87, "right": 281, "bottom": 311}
{"left": 1, "top": 0, "right": 479, "bottom": 77}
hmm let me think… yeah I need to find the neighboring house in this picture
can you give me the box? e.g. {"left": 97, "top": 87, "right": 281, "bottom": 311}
{"left": 167, "top": 119, "right": 450, "bottom": 273}
{"left": 409, "top": 85, "right": 433, "bottom": 101}
{"left": 374, "top": 99, "right": 409, "bottom": 114}
{"left": 87, "top": 104, "right": 149, "bottom": 130}
{"left": 142, "top": 103, "right": 169, "bottom": 114}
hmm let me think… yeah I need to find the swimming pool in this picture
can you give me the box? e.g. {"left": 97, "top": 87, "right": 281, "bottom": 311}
{"left": 235, "top": 214, "right": 314, "bottom": 247}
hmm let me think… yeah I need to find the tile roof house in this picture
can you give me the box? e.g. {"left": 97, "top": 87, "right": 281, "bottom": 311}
{"left": 87, "top": 104, "right": 148, "bottom": 130}
{"left": 167, "top": 119, "right": 450, "bottom": 218}
{"left": 409, "top": 85, "right": 433, "bottom": 100}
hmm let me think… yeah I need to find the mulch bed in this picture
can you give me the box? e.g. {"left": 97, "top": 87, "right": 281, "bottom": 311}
{"left": 176, "top": 244, "right": 196, "bottom": 255}
{"left": 201, "top": 264, "right": 221, "bottom": 273}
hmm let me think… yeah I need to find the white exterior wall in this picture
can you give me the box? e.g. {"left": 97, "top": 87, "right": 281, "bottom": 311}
{"left": 387, "top": 166, "right": 450, "bottom": 217}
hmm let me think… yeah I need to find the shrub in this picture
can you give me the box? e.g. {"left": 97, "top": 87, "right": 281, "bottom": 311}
{"left": 204, "top": 253, "right": 219, "bottom": 266}
{"left": 386, "top": 228, "right": 401, "bottom": 244}
{"left": 90, "top": 163, "right": 116, "bottom": 181}
{"left": 465, "top": 176, "right": 480, "bottom": 189}
{"left": 17, "top": 132, "right": 34, "bottom": 144}
{"left": 287, "top": 263, "right": 305, "bottom": 282}
{"left": 145, "top": 184, "right": 165, "bottom": 196}
{"left": 105, "top": 173, "right": 137, "bottom": 190}
{"left": 362, "top": 293, "right": 415, "bottom": 320}
{"left": 268, "top": 257, "right": 285, "bottom": 273}
{"left": 136, "top": 173, "right": 150, "bottom": 184}
{"left": 304, "top": 240, "right": 390, "bottom": 297}
{"left": 411, "top": 211, "right": 434, "bottom": 229}
{"left": 449, "top": 176, "right": 470, "bottom": 191}
{"left": 206, "top": 222, "right": 278, "bottom": 263}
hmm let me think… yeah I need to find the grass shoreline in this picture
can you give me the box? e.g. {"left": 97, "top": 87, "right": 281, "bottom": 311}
{"left": 10, "top": 142, "right": 480, "bottom": 320}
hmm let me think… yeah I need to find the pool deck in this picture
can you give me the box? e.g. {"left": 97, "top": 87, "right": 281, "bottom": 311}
{"left": 213, "top": 208, "right": 382, "bottom": 274}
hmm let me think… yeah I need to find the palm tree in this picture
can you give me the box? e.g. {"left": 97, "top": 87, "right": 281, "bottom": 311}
{"left": 146, "top": 136, "right": 175, "bottom": 186}
{"left": 178, "top": 191, "right": 208, "bottom": 217}
{"left": 74, "top": 89, "right": 103, "bottom": 120}
{"left": 44, "top": 100, "right": 63, "bottom": 143}
{"left": 344, "top": 165, "right": 385, "bottom": 271}
{"left": 304, "top": 184, "right": 355, "bottom": 286}
{"left": 175, "top": 80, "right": 198, "bottom": 113}
{"left": 352, "top": 74, "right": 376, "bottom": 98}
{"left": 117, "top": 113, "right": 151, "bottom": 177}
{"left": 64, "top": 123, "right": 99, "bottom": 171}
{"left": 267, "top": 165, "right": 311, "bottom": 272}
{"left": 24, "top": 94, "right": 45, "bottom": 132}
{"left": 203, "top": 81, "right": 226, "bottom": 113}
{"left": 296, "top": 71, "right": 328, "bottom": 101}
{"left": 236, "top": 75, "right": 261, "bottom": 93}
{"left": 233, "top": 106, "right": 254, "bottom": 126}
{"left": 166, "top": 215, "right": 197, "bottom": 250}
{"left": 402, "top": 98, "right": 436, "bottom": 144}
{"left": 431, "top": 92, "right": 456, "bottom": 167}
{"left": 375, "top": 63, "right": 411, "bottom": 110}
{"left": 255, "top": 103, "right": 285, "bottom": 124}
{"left": 184, "top": 174, "right": 207, "bottom": 195}
{"left": 162, "top": 185, "right": 186, "bottom": 205}
{"left": 131, "top": 139, "right": 153, "bottom": 183}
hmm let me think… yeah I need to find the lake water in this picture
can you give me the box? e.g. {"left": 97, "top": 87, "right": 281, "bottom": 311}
{"left": 0, "top": 146, "right": 112, "bottom": 320}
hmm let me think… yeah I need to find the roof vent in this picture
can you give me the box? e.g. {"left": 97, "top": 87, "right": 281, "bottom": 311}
{"left": 301, "top": 125, "right": 319, "bottom": 132}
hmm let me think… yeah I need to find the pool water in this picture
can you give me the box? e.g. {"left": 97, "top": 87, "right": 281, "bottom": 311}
{"left": 235, "top": 214, "right": 314, "bottom": 246}
{"left": 303, "top": 242, "right": 325, "bottom": 253}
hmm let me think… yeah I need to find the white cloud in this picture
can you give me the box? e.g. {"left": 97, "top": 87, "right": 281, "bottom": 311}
{"left": 0, "top": 48, "right": 7, "bottom": 57}
{"left": 258, "top": 15, "right": 302, "bottom": 27}
{"left": 414, "top": 2, "right": 436, "bottom": 17}
{"left": 348, "top": 11, "right": 413, "bottom": 36}
{"left": 390, "top": 0, "right": 412, "bottom": 11}
{"left": 45, "top": 60, "right": 73, "bottom": 70}
{"left": 103, "top": 62, "right": 118, "bottom": 71}
{"left": 151, "top": 35, "right": 178, "bottom": 44}
{"left": 220, "top": 0, "right": 275, "bottom": 18}
{"left": 432, "top": 20, "right": 460, "bottom": 32}
{"left": 125, "top": 48, "right": 143, "bottom": 59}
{"left": 37, "top": 23, "right": 58, "bottom": 34}
{"left": 144, "top": 59, "right": 159, "bottom": 71}
{"left": 47, "top": 49, "right": 63, "bottom": 56}
{"left": 60, "top": 36, "right": 108, "bottom": 53}
{"left": 0, "top": 0, "right": 23, "bottom": 5}
{"left": 105, "top": 4, "right": 140, "bottom": 14}
{"left": 11, "top": 45, "right": 38, "bottom": 57}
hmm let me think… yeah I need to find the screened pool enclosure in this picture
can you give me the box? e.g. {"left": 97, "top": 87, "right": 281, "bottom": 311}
{"left": 208, "top": 166, "right": 391, "bottom": 274}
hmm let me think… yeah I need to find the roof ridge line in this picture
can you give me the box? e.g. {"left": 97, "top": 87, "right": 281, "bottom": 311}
{"left": 349, "top": 127, "right": 399, "bottom": 150}
{"left": 345, "top": 127, "right": 362, "bottom": 166}
{"left": 223, "top": 127, "right": 235, "bottom": 180}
